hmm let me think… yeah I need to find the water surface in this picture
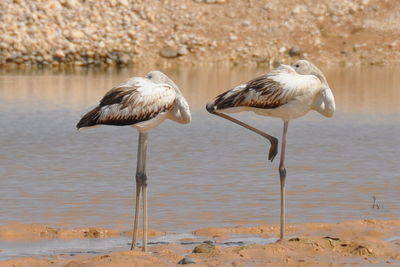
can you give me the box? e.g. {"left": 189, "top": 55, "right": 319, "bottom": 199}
{"left": 0, "top": 66, "right": 399, "bottom": 233}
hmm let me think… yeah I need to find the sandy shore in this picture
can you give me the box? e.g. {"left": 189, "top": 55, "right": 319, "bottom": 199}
{"left": 0, "top": 220, "right": 399, "bottom": 266}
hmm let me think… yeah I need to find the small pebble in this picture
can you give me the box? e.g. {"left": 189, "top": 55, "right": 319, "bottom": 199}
{"left": 193, "top": 243, "right": 215, "bottom": 253}
{"left": 288, "top": 47, "right": 301, "bottom": 57}
{"left": 160, "top": 47, "right": 179, "bottom": 58}
{"left": 242, "top": 20, "right": 251, "bottom": 26}
{"left": 229, "top": 34, "right": 238, "bottom": 41}
{"left": 177, "top": 257, "right": 196, "bottom": 265}
{"left": 177, "top": 45, "right": 189, "bottom": 56}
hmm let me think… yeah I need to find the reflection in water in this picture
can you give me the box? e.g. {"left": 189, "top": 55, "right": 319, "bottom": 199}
{"left": 0, "top": 66, "right": 399, "bottom": 233}
{"left": 1, "top": 65, "right": 400, "bottom": 112}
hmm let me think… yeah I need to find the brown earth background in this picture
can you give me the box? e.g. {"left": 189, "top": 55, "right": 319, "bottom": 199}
{"left": 1, "top": 0, "right": 400, "bottom": 68}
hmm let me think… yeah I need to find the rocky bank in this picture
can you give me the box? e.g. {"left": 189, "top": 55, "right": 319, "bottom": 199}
{"left": 1, "top": 0, "right": 399, "bottom": 68}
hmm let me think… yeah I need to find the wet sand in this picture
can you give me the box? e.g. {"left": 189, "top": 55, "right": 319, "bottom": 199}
{"left": 0, "top": 223, "right": 164, "bottom": 241}
{"left": 0, "top": 220, "right": 399, "bottom": 266}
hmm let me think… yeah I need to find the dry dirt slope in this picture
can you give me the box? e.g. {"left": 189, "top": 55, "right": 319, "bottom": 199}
{"left": 0, "top": 0, "right": 399, "bottom": 67}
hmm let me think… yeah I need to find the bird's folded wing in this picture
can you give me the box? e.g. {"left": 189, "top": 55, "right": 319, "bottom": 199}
{"left": 77, "top": 78, "right": 175, "bottom": 127}
{"left": 210, "top": 67, "right": 316, "bottom": 111}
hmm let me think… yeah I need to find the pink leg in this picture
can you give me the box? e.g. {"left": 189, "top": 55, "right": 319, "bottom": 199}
{"left": 214, "top": 112, "right": 278, "bottom": 162}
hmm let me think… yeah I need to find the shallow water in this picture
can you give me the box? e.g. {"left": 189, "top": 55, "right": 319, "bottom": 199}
{"left": 0, "top": 65, "right": 399, "bottom": 234}
{"left": 0, "top": 233, "right": 279, "bottom": 260}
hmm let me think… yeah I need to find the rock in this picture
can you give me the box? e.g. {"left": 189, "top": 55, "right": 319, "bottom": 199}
{"left": 35, "top": 56, "right": 44, "bottom": 63}
{"left": 118, "top": 0, "right": 129, "bottom": 7}
{"left": 229, "top": 34, "right": 238, "bottom": 41}
{"left": 242, "top": 20, "right": 251, "bottom": 26}
{"left": 352, "top": 245, "right": 373, "bottom": 256}
{"left": 13, "top": 56, "right": 24, "bottom": 64}
{"left": 160, "top": 47, "right": 179, "bottom": 58}
{"left": 177, "top": 257, "right": 196, "bottom": 265}
{"left": 68, "top": 30, "right": 85, "bottom": 40}
{"left": 288, "top": 47, "right": 301, "bottom": 57}
{"left": 54, "top": 50, "right": 65, "bottom": 59}
{"left": 149, "top": 26, "right": 158, "bottom": 33}
{"left": 117, "top": 54, "right": 130, "bottom": 65}
{"left": 64, "top": 0, "right": 80, "bottom": 8}
{"left": 43, "top": 55, "right": 52, "bottom": 62}
{"left": 86, "top": 51, "right": 95, "bottom": 58}
{"left": 192, "top": 243, "right": 215, "bottom": 253}
{"left": 43, "top": 1, "right": 62, "bottom": 11}
{"left": 177, "top": 45, "right": 189, "bottom": 56}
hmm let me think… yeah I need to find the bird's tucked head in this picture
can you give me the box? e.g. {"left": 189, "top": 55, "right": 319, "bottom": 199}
{"left": 146, "top": 70, "right": 182, "bottom": 94}
{"left": 291, "top": 60, "right": 330, "bottom": 89}
{"left": 146, "top": 70, "right": 167, "bottom": 83}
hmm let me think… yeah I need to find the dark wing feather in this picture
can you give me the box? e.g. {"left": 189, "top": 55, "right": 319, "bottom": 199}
{"left": 76, "top": 106, "right": 102, "bottom": 128}
{"left": 99, "top": 87, "right": 136, "bottom": 107}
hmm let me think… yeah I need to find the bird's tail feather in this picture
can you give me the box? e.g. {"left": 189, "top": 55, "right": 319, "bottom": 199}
{"left": 76, "top": 106, "right": 101, "bottom": 129}
{"left": 206, "top": 88, "right": 237, "bottom": 114}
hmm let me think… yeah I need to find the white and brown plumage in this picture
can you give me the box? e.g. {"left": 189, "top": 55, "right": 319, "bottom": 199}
{"left": 77, "top": 71, "right": 191, "bottom": 131}
{"left": 206, "top": 60, "right": 335, "bottom": 240}
{"left": 77, "top": 71, "right": 191, "bottom": 252}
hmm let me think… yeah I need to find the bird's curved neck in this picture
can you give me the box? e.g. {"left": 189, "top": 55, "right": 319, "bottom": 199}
{"left": 173, "top": 95, "right": 191, "bottom": 124}
{"left": 165, "top": 78, "right": 183, "bottom": 96}
{"left": 172, "top": 86, "right": 183, "bottom": 96}
{"left": 311, "top": 68, "right": 330, "bottom": 90}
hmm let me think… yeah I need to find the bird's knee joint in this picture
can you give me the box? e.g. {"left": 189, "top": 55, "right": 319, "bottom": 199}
{"left": 136, "top": 172, "right": 148, "bottom": 186}
{"left": 279, "top": 166, "right": 286, "bottom": 178}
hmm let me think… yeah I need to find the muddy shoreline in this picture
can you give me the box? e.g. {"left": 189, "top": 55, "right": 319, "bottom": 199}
{"left": 0, "top": 220, "right": 399, "bottom": 266}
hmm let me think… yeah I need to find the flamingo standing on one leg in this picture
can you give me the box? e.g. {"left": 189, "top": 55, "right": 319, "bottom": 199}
{"left": 206, "top": 60, "right": 335, "bottom": 240}
{"left": 77, "top": 71, "right": 191, "bottom": 252}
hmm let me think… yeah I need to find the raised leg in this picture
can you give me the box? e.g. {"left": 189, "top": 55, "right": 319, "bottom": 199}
{"left": 279, "top": 120, "right": 289, "bottom": 240}
{"left": 130, "top": 180, "right": 141, "bottom": 250}
{"left": 213, "top": 112, "right": 278, "bottom": 162}
{"left": 131, "top": 132, "right": 149, "bottom": 251}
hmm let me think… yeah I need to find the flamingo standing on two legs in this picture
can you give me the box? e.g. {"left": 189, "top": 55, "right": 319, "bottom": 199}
{"left": 77, "top": 71, "right": 191, "bottom": 252}
{"left": 206, "top": 60, "right": 335, "bottom": 240}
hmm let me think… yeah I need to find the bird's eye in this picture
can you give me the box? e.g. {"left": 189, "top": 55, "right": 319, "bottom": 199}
{"left": 295, "top": 64, "right": 300, "bottom": 68}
